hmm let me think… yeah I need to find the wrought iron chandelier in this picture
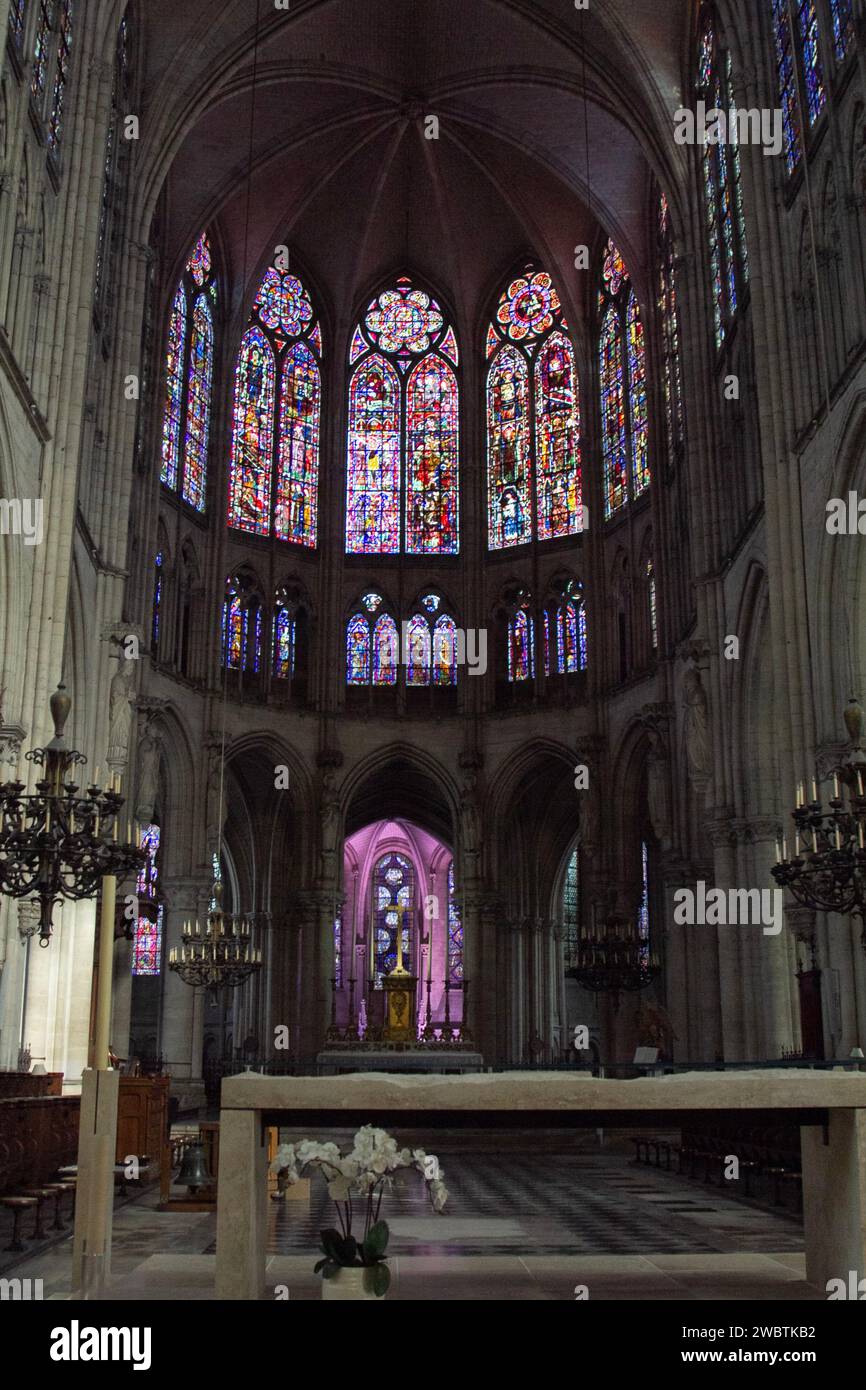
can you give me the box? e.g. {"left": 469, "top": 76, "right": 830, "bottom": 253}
{"left": 772, "top": 702, "right": 866, "bottom": 951}
{"left": 565, "top": 907, "right": 660, "bottom": 997}
{"left": 0, "top": 687, "right": 145, "bottom": 945}
{"left": 168, "top": 882, "right": 262, "bottom": 993}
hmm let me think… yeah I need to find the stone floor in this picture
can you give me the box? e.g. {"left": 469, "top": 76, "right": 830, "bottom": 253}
{"left": 2, "top": 1133, "right": 824, "bottom": 1301}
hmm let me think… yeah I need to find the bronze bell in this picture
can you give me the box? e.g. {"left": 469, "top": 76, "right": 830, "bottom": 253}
{"left": 176, "top": 1141, "right": 212, "bottom": 1193}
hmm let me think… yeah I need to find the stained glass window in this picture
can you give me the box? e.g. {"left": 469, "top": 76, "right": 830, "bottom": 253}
{"left": 508, "top": 607, "right": 535, "bottom": 683}
{"left": 372, "top": 614, "right": 398, "bottom": 686}
{"left": 563, "top": 846, "right": 579, "bottom": 935}
{"left": 372, "top": 852, "right": 414, "bottom": 986}
{"left": 334, "top": 914, "right": 342, "bottom": 987}
{"left": 535, "top": 333, "right": 583, "bottom": 540}
{"left": 406, "top": 355, "right": 459, "bottom": 554}
{"left": 637, "top": 840, "right": 650, "bottom": 969}
{"left": 772, "top": 0, "right": 803, "bottom": 173}
{"left": 222, "top": 575, "right": 261, "bottom": 673}
{"left": 228, "top": 328, "right": 275, "bottom": 535}
{"left": 433, "top": 614, "right": 458, "bottom": 687}
{"left": 599, "top": 241, "right": 652, "bottom": 514}
{"left": 406, "top": 614, "right": 431, "bottom": 686}
{"left": 578, "top": 599, "right": 588, "bottom": 670}
{"left": 830, "top": 0, "right": 854, "bottom": 61}
{"left": 210, "top": 853, "right": 222, "bottom": 912}
{"left": 32, "top": 1, "right": 52, "bottom": 103}
{"left": 228, "top": 265, "right": 320, "bottom": 545}
{"left": 273, "top": 601, "right": 296, "bottom": 681}
{"left": 346, "top": 278, "right": 458, "bottom": 555}
{"left": 599, "top": 305, "right": 627, "bottom": 518}
{"left": 543, "top": 610, "right": 551, "bottom": 677}
{"left": 658, "top": 194, "right": 685, "bottom": 462}
{"left": 133, "top": 824, "right": 163, "bottom": 977}
{"left": 488, "top": 345, "right": 531, "bottom": 548}
{"left": 9, "top": 0, "right": 26, "bottom": 49}
{"left": 447, "top": 861, "right": 463, "bottom": 981}
{"left": 628, "top": 292, "right": 649, "bottom": 497}
{"left": 346, "top": 355, "right": 401, "bottom": 554}
{"left": 487, "top": 266, "right": 579, "bottom": 549}
{"left": 47, "top": 0, "right": 73, "bottom": 152}
{"left": 798, "top": 0, "right": 826, "bottom": 125}
{"left": 698, "top": 15, "right": 749, "bottom": 347}
{"left": 648, "top": 561, "right": 658, "bottom": 650}
{"left": 161, "top": 287, "right": 186, "bottom": 492}
{"left": 152, "top": 552, "right": 163, "bottom": 654}
{"left": 160, "top": 232, "right": 217, "bottom": 508}
{"left": 346, "top": 614, "right": 371, "bottom": 685}
{"left": 182, "top": 295, "right": 214, "bottom": 511}
{"left": 275, "top": 342, "right": 320, "bottom": 545}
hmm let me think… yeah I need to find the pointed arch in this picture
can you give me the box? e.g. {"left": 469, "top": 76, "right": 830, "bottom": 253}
{"left": 372, "top": 613, "right": 399, "bottom": 686}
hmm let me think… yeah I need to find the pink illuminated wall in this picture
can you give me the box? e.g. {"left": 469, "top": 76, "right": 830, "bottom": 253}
{"left": 336, "top": 818, "right": 461, "bottom": 1034}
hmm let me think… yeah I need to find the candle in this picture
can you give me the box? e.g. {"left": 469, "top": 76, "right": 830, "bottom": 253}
{"left": 782, "top": 835, "right": 788, "bottom": 861}
{"left": 834, "top": 772, "right": 840, "bottom": 801}
{"left": 775, "top": 838, "right": 782, "bottom": 864}
{"left": 835, "top": 824, "right": 842, "bottom": 850}
{"left": 796, "top": 781, "right": 804, "bottom": 808}
{"left": 811, "top": 778, "right": 818, "bottom": 804}
{"left": 859, "top": 822, "right": 864, "bottom": 850}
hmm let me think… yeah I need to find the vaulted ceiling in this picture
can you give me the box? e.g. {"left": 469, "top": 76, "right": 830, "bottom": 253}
{"left": 136, "top": 0, "right": 693, "bottom": 337}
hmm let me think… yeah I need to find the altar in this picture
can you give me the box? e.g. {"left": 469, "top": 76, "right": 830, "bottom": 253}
{"left": 215, "top": 1069, "right": 866, "bottom": 1300}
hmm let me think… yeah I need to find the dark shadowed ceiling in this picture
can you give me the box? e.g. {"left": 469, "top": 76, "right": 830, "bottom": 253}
{"left": 135, "top": 0, "right": 692, "bottom": 337}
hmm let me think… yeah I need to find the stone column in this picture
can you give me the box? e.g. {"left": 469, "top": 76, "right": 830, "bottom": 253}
{"left": 750, "top": 818, "right": 797, "bottom": 1059}
{"left": 160, "top": 876, "right": 210, "bottom": 1079}
{"left": 708, "top": 815, "right": 744, "bottom": 1059}
{"left": 802, "top": 1111, "right": 866, "bottom": 1293}
{"left": 295, "top": 890, "right": 335, "bottom": 1066}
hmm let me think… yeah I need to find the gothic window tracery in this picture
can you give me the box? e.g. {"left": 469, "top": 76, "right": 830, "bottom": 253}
{"left": 228, "top": 264, "right": 321, "bottom": 546}
{"left": 346, "top": 277, "right": 458, "bottom": 555}
{"left": 598, "top": 241, "right": 651, "bottom": 517}
{"left": 487, "top": 267, "right": 582, "bottom": 549}
{"left": 160, "top": 231, "right": 217, "bottom": 512}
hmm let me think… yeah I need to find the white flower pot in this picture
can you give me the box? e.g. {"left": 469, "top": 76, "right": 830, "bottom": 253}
{"left": 321, "top": 1267, "right": 384, "bottom": 1301}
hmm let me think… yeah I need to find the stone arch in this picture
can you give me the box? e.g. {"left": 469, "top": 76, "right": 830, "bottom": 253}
{"left": 817, "top": 389, "right": 866, "bottom": 740}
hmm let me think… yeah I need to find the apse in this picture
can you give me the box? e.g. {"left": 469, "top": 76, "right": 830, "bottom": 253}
{"left": 338, "top": 819, "right": 463, "bottom": 1036}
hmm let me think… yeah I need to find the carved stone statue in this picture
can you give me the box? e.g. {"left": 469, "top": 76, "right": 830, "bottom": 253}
{"left": 682, "top": 667, "right": 712, "bottom": 788}
{"left": 646, "top": 728, "right": 672, "bottom": 849}
{"left": 134, "top": 723, "right": 161, "bottom": 824}
{"left": 459, "top": 774, "right": 481, "bottom": 876}
{"left": 318, "top": 770, "right": 340, "bottom": 881}
{"left": 107, "top": 657, "right": 136, "bottom": 769}
{"left": 205, "top": 745, "right": 225, "bottom": 852}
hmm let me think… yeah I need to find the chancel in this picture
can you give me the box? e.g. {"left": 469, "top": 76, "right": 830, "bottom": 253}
{"left": 1, "top": 0, "right": 866, "bottom": 1315}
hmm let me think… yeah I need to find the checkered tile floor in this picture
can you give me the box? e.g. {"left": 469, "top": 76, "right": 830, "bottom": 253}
{"left": 260, "top": 1148, "right": 803, "bottom": 1258}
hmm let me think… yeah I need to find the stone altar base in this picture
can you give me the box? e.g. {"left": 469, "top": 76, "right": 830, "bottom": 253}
{"left": 215, "top": 1069, "right": 866, "bottom": 1300}
{"left": 316, "top": 1046, "right": 484, "bottom": 1075}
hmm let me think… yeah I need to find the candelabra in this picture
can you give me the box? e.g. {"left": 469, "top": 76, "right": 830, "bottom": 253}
{"left": 772, "top": 757, "right": 866, "bottom": 952}
{"left": 565, "top": 908, "right": 660, "bottom": 997}
{"left": 168, "top": 882, "right": 263, "bottom": 993}
{"left": 0, "top": 687, "right": 145, "bottom": 945}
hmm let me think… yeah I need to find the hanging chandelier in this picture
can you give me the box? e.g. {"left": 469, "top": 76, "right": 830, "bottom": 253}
{"left": 0, "top": 687, "right": 145, "bottom": 945}
{"left": 772, "top": 702, "right": 866, "bottom": 951}
{"left": 168, "top": 882, "right": 262, "bottom": 993}
{"left": 565, "top": 907, "right": 660, "bottom": 998}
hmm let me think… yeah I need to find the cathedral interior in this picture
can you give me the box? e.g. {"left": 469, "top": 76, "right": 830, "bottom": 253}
{"left": 1, "top": 0, "right": 866, "bottom": 1319}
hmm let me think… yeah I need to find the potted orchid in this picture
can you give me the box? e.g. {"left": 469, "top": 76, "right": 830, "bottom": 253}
{"left": 270, "top": 1125, "right": 448, "bottom": 1300}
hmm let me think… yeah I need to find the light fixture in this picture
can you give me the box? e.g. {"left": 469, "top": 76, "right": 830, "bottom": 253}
{"left": 168, "top": 882, "right": 262, "bottom": 993}
{"left": 565, "top": 904, "right": 660, "bottom": 999}
{"left": 772, "top": 702, "right": 866, "bottom": 951}
{"left": 0, "top": 686, "right": 145, "bottom": 944}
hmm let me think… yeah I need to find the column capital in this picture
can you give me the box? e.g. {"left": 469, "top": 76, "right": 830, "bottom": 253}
{"left": 0, "top": 724, "right": 26, "bottom": 769}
